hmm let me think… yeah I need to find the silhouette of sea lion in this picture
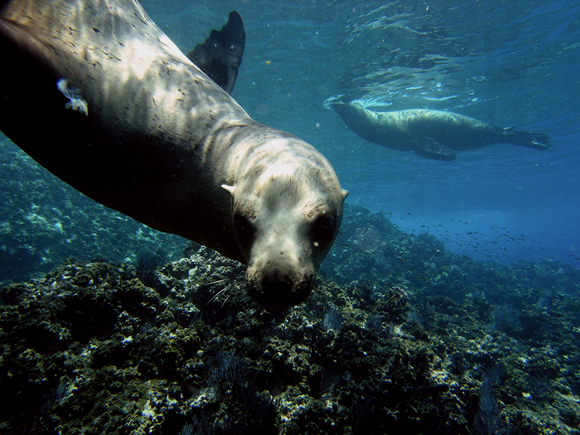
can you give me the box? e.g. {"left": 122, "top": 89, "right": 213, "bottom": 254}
{"left": 331, "top": 102, "right": 550, "bottom": 161}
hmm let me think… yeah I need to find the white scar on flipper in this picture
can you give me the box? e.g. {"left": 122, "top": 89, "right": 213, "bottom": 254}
{"left": 57, "top": 78, "right": 88, "bottom": 115}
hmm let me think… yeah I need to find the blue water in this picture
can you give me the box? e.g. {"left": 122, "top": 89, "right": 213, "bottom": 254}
{"left": 143, "top": 0, "right": 579, "bottom": 266}
{"left": 1, "top": 0, "right": 579, "bottom": 275}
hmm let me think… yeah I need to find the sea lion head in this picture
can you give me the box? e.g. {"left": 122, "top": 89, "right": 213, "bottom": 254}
{"left": 223, "top": 135, "right": 347, "bottom": 305}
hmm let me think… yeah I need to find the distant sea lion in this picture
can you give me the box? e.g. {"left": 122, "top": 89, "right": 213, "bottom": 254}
{"left": 0, "top": 0, "right": 348, "bottom": 305}
{"left": 331, "top": 102, "right": 550, "bottom": 161}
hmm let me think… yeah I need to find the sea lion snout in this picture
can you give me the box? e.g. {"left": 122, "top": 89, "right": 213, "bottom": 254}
{"left": 243, "top": 225, "right": 317, "bottom": 305}
{"left": 230, "top": 187, "right": 343, "bottom": 305}
{"left": 240, "top": 199, "right": 345, "bottom": 305}
{"left": 246, "top": 261, "right": 315, "bottom": 306}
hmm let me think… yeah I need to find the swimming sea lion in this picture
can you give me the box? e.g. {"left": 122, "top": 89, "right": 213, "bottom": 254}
{"left": 331, "top": 102, "right": 550, "bottom": 161}
{"left": 0, "top": 0, "right": 348, "bottom": 305}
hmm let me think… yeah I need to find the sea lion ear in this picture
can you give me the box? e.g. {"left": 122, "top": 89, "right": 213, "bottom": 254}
{"left": 221, "top": 184, "right": 235, "bottom": 195}
{"left": 342, "top": 189, "right": 349, "bottom": 198}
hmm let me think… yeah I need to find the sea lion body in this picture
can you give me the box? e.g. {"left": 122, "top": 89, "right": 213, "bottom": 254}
{"left": 332, "top": 102, "right": 550, "bottom": 160}
{"left": 0, "top": 0, "right": 347, "bottom": 305}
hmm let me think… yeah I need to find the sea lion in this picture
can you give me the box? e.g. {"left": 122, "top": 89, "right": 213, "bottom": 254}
{"left": 0, "top": 0, "right": 348, "bottom": 305}
{"left": 331, "top": 102, "right": 550, "bottom": 161}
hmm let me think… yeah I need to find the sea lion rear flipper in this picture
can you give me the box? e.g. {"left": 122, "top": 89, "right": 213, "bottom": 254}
{"left": 503, "top": 128, "right": 551, "bottom": 150}
{"left": 412, "top": 138, "right": 456, "bottom": 161}
{"left": 187, "top": 11, "right": 245, "bottom": 95}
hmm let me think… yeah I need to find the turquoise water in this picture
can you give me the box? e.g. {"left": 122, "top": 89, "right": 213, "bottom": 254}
{"left": 144, "top": 0, "right": 580, "bottom": 265}
{"left": 0, "top": 0, "right": 578, "bottom": 277}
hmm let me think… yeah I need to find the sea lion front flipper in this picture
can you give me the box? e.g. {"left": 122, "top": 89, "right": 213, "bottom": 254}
{"left": 412, "top": 137, "right": 457, "bottom": 161}
{"left": 187, "top": 11, "right": 245, "bottom": 95}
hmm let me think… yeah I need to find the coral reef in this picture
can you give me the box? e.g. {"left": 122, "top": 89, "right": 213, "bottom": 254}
{"left": 1, "top": 205, "right": 580, "bottom": 434}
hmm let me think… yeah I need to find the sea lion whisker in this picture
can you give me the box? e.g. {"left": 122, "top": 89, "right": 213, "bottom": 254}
{"left": 206, "top": 286, "right": 231, "bottom": 305}
{"left": 204, "top": 278, "right": 230, "bottom": 286}
{"left": 220, "top": 294, "right": 232, "bottom": 308}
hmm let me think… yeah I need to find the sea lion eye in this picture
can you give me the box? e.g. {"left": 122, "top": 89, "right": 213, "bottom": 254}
{"left": 234, "top": 214, "right": 255, "bottom": 247}
{"left": 311, "top": 214, "right": 337, "bottom": 247}
{"left": 317, "top": 215, "right": 335, "bottom": 230}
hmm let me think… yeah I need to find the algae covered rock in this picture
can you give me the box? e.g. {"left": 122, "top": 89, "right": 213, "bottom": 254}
{"left": 1, "top": 208, "right": 580, "bottom": 434}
